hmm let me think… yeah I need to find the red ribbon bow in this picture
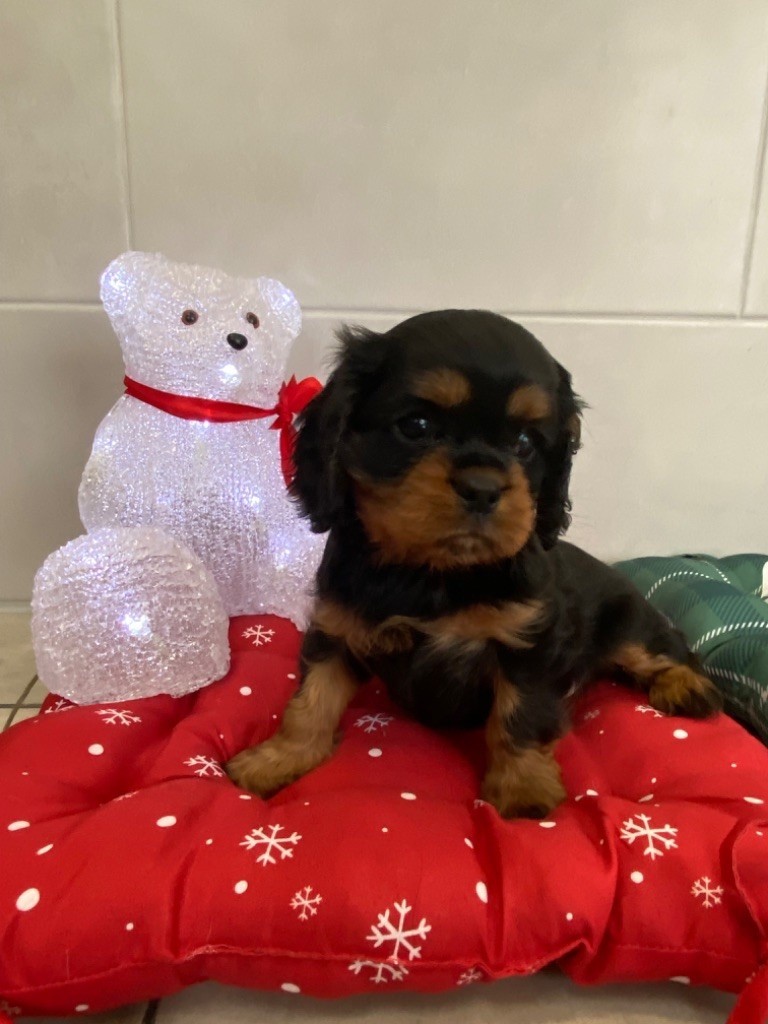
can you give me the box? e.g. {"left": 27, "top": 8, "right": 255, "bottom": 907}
{"left": 123, "top": 374, "right": 323, "bottom": 487}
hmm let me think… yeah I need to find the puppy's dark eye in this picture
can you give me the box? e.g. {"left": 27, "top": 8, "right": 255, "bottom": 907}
{"left": 396, "top": 415, "right": 434, "bottom": 442}
{"left": 512, "top": 431, "right": 535, "bottom": 460}
{"left": 181, "top": 309, "right": 199, "bottom": 325}
{"left": 245, "top": 312, "right": 260, "bottom": 329}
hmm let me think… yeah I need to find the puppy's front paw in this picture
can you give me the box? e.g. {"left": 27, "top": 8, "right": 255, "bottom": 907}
{"left": 648, "top": 666, "right": 722, "bottom": 719}
{"left": 481, "top": 755, "right": 566, "bottom": 820}
{"left": 226, "top": 737, "right": 320, "bottom": 797}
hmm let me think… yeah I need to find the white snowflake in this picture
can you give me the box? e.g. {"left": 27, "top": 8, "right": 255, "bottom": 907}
{"left": 184, "top": 754, "right": 224, "bottom": 778}
{"left": 43, "top": 698, "right": 73, "bottom": 714}
{"left": 366, "top": 899, "right": 432, "bottom": 962}
{"left": 290, "top": 885, "right": 323, "bottom": 920}
{"left": 242, "top": 624, "right": 275, "bottom": 647}
{"left": 240, "top": 824, "right": 302, "bottom": 866}
{"left": 349, "top": 958, "right": 408, "bottom": 984}
{"left": 457, "top": 967, "right": 484, "bottom": 986}
{"left": 635, "top": 704, "right": 664, "bottom": 718}
{"left": 582, "top": 709, "right": 601, "bottom": 721}
{"left": 620, "top": 813, "right": 678, "bottom": 860}
{"left": 97, "top": 708, "right": 142, "bottom": 726}
{"left": 0, "top": 1001, "right": 21, "bottom": 1017}
{"left": 355, "top": 713, "right": 394, "bottom": 734}
{"left": 691, "top": 876, "right": 724, "bottom": 908}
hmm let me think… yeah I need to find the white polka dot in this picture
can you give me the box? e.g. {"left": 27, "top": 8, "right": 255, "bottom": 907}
{"left": 16, "top": 888, "right": 40, "bottom": 911}
{"left": 239, "top": 794, "right": 252, "bottom": 800}
{"left": 672, "top": 729, "right": 688, "bottom": 740}
{"left": 234, "top": 880, "right": 248, "bottom": 894}
{"left": 599, "top": 839, "right": 605, "bottom": 846}
{"left": 757, "top": 831, "right": 764, "bottom": 837}
{"left": 281, "top": 983, "right": 300, "bottom": 994}
{"left": 744, "top": 796, "right": 765, "bottom": 805}
{"left": 36, "top": 844, "right": 53, "bottom": 855}
{"left": 156, "top": 815, "right": 176, "bottom": 828}
{"left": 219, "top": 734, "right": 225, "bottom": 740}
{"left": 88, "top": 743, "right": 104, "bottom": 756}
{"left": 368, "top": 748, "right": 382, "bottom": 758}
{"left": 239, "top": 686, "right": 252, "bottom": 696}
{"left": 287, "top": 673, "right": 297, "bottom": 680}
{"left": 8, "top": 820, "right": 29, "bottom": 831}
{"left": 651, "top": 777, "right": 657, "bottom": 784}
{"left": 126, "top": 922, "right": 134, "bottom": 931}
{"left": 731, "top": 763, "right": 738, "bottom": 768}
{"left": 205, "top": 839, "right": 213, "bottom": 845}
{"left": 381, "top": 827, "right": 389, "bottom": 833}
{"left": 566, "top": 912, "right": 574, "bottom": 921}
{"left": 585, "top": 789, "right": 598, "bottom": 797}
{"left": 638, "top": 794, "right": 654, "bottom": 803}
{"left": 21, "top": 771, "right": 28, "bottom": 776}
{"left": 630, "top": 871, "right": 644, "bottom": 884}
{"left": 75, "top": 1004, "right": 89, "bottom": 1013}
{"left": 475, "top": 881, "right": 488, "bottom": 903}
{"left": 599, "top": 729, "right": 605, "bottom": 735}
{"left": 538, "top": 821, "right": 556, "bottom": 829}
{"left": 670, "top": 976, "right": 690, "bottom": 985}
{"left": 304, "top": 801, "right": 310, "bottom": 806}
{"left": 400, "top": 792, "right": 417, "bottom": 801}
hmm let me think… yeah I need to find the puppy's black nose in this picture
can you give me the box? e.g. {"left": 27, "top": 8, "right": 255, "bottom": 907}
{"left": 227, "top": 332, "right": 248, "bottom": 350}
{"left": 451, "top": 469, "right": 503, "bottom": 515}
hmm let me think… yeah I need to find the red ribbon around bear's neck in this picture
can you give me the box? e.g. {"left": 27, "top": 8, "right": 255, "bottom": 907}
{"left": 123, "top": 374, "right": 323, "bottom": 487}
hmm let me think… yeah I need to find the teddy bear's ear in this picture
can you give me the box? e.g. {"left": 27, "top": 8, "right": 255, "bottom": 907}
{"left": 257, "top": 277, "right": 302, "bottom": 341}
{"left": 100, "top": 251, "right": 170, "bottom": 325}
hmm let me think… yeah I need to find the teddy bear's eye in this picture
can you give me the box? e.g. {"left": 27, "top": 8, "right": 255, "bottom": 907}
{"left": 181, "top": 309, "right": 199, "bottom": 326}
{"left": 245, "top": 312, "right": 260, "bottom": 329}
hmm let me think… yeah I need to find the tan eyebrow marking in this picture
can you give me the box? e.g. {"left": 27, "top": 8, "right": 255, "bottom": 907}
{"left": 506, "top": 384, "right": 551, "bottom": 421}
{"left": 412, "top": 368, "right": 472, "bottom": 408}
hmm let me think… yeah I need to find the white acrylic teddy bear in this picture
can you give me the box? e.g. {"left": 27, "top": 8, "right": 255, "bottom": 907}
{"left": 78, "top": 251, "right": 324, "bottom": 625}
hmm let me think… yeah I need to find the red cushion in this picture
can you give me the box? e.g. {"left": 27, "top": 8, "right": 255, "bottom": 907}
{"left": 1, "top": 615, "right": 767, "bottom": 1021}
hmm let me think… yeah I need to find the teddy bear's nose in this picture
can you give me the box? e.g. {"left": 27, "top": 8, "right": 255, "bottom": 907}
{"left": 227, "top": 332, "right": 248, "bottom": 351}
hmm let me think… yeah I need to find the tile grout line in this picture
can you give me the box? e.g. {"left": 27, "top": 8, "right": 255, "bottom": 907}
{"left": 2, "top": 301, "right": 768, "bottom": 326}
{"left": 739, "top": 49, "right": 768, "bottom": 315}
{"left": 111, "top": 0, "right": 134, "bottom": 251}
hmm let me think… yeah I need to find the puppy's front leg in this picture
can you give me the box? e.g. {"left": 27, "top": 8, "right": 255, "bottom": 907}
{"left": 481, "top": 675, "right": 566, "bottom": 819}
{"left": 227, "top": 633, "right": 359, "bottom": 797}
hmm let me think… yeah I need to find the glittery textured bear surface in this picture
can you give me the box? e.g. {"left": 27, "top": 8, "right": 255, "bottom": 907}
{"left": 32, "top": 527, "right": 230, "bottom": 703}
{"left": 79, "top": 252, "right": 323, "bottom": 623}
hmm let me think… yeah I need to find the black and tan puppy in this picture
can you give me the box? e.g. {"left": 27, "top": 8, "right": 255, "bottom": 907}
{"left": 227, "top": 310, "right": 721, "bottom": 817}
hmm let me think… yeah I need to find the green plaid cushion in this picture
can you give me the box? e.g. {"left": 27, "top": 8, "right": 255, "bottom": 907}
{"left": 614, "top": 554, "right": 768, "bottom": 743}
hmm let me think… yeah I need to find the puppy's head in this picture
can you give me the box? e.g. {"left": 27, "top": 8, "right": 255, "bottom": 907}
{"left": 292, "top": 310, "right": 581, "bottom": 568}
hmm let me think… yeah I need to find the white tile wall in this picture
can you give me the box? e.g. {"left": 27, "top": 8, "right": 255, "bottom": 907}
{"left": 2, "top": 0, "right": 768, "bottom": 600}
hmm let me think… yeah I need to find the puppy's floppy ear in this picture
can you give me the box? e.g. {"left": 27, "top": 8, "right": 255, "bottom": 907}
{"left": 291, "top": 325, "right": 383, "bottom": 533}
{"left": 535, "top": 362, "right": 583, "bottom": 549}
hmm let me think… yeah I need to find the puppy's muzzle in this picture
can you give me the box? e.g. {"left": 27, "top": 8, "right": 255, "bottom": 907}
{"left": 450, "top": 467, "right": 504, "bottom": 516}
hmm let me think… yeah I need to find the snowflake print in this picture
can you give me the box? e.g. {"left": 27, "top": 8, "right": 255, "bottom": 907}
{"left": 240, "top": 824, "right": 302, "bottom": 866}
{"left": 635, "top": 704, "right": 664, "bottom": 718}
{"left": 242, "top": 624, "right": 275, "bottom": 647}
{"left": 349, "top": 959, "right": 408, "bottom": 984}
{"left": 582, "top": 709, "right": 601, "bottom": 721}
{"left": 691, "top": 876, "right": 724, "bottom": 908}
{"left": 355, "top": 713, "right": 394, "bottom": 734}
{"left": 366, "top": 899, "right": 432, "bottom": 962}
{"left": 184, "top": 754, "right": 224, "bottom": 778}
{"left": 290, "top": 885, "right": 323, "bottom": 920}
{"left": 620, "top": 813, "right": 678, "bottom": 860}
{"left": 97, "top": 708, "right": 142, "bottom": 726}
{"left": 43, "top": 698, "right": 73, "bottom": 714}
{"left": 457, "top": 967, "right": 484, "bottom": 986}
{"left": 0, "top": 1001, "right": 21, "bottom": 1017}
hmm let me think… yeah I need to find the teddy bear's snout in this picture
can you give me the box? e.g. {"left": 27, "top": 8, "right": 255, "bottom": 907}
{"left": 226, "top": 332, "right": 248, "bottom": 351}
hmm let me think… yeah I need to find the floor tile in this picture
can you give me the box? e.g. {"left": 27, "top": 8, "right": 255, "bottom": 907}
{"left": 4, "top": 705, "right": 41, "bottom": 730}
{"left": 26, "top": 677, "right": 50, "bottom": 705}
{"left": 156, "top": 974, "right": 734, "bottom": 1024}
{"left": 0, "top": 611, "right": 34, "bottom": 702}
{"left": 27, "top": 1002, "right": 148, "bottom": 1024}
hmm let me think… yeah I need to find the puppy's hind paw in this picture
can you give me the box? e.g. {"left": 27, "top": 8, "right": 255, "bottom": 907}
{"left": 648, "top": 665, "right": 722, "bottom": 719}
